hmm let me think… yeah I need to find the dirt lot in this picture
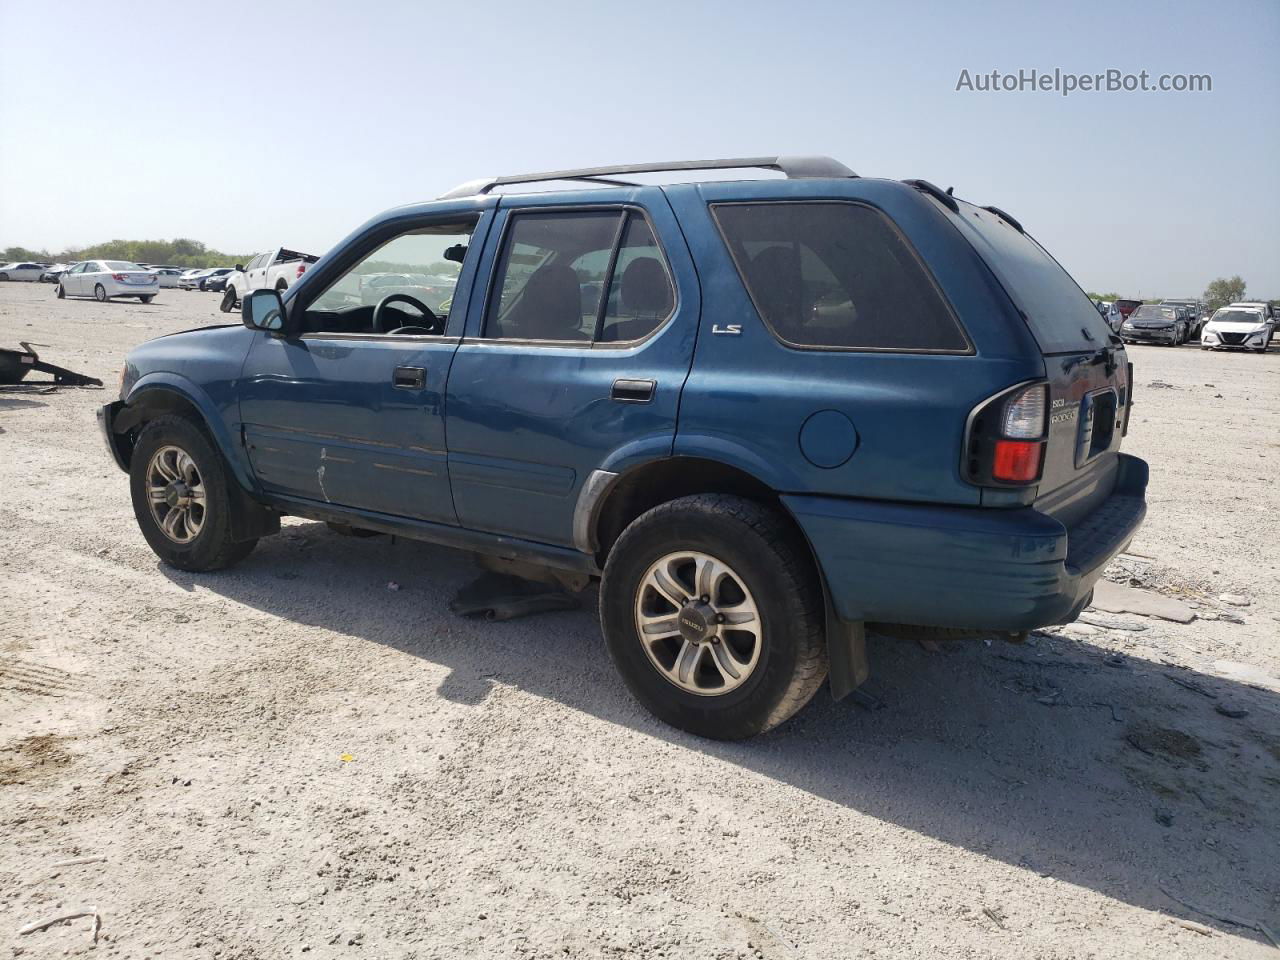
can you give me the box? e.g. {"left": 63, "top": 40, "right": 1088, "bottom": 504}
{"left": 1, "top": 281, "right": 1277, "bottom": 959}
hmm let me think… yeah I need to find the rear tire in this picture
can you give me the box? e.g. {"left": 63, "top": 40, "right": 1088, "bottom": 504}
{"left": 129, "top": 415, "right": 257, "bottom": 572}
{"left": 275, "top": 280, "right": 288, "bottom": 293}
{"left": 139, "top": 295, "right": 154, "bottom": 304}
{"left": 600, "top": 494, "right": 828, "bottom": 740}
{"left": 94, "top": 284, "right": 107, "bottom": 302}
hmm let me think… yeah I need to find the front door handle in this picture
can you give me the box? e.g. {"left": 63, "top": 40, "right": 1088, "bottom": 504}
{"left": 611, "top": 378, "right": 656, "bottom": 403}
{"left": 393, "top": 366, "right": 426, "bottom": 390}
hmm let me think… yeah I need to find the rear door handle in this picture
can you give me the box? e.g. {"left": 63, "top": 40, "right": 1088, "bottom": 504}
{"left": 393, "top": 366, "right": 426, "bottom": 390}
{"left": 611, "top": 378, "right": 655, "bottom": 403}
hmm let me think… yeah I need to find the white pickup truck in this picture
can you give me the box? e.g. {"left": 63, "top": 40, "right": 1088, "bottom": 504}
{"left": 220, "top": 247, "right": 319, "bottom": 312}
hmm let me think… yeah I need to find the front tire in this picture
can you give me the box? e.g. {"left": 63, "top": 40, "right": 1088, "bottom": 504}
{"left": 129, "top": 415, "right": 257, "bottom": 572}
{"left": 94, "top": 284, "right": 107, "bottom": 302}
{"left": 219, "top": 287, "right": 237, "bottom": 313}
{"left": 600, "top": 494, "right": 828, "bottom": 740}
{"left": 0, "top": 273, "right": 8, "bottom": 282}
{"left": 56, "top": 283, "right": 65, "bottom": 299}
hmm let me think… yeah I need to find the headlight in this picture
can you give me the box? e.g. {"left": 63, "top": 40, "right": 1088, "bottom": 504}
{"left": 1122, "top": 322, "right": 1135, "bottom": 330}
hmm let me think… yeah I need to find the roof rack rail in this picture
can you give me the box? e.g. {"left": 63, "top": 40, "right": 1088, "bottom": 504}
{"left": 438, "top": 156, "right": 857, "bottom": 200}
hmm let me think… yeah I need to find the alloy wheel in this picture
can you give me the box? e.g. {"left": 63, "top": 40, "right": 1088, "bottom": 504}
{"left": 146, "top": 445, "right": 207, "bottom": 544}
{"left": 633, "top": 550, "right": 762, "bottom": 696}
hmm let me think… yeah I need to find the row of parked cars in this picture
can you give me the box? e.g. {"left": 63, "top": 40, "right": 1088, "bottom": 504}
{"left": 1094, "top": 297, "right": 1276, "bottom": 353}
{"left": 0, "top": 249, "right": 319, "bottom": 305}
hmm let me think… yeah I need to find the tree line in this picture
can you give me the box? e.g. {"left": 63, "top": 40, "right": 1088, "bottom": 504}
{"left": 1089, "top": 276, "right": 1273, "bottom": 313}
{"left": 2, "top": 239, "right": 252, "bottom": 270}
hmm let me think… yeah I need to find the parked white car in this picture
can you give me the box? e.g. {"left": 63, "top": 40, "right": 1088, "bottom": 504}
{"left": 1098, "top": 301, "right": 1124, "bottom": 332}
{"left": 150, "top": 268, "right": 184, "bottom": 288}
{"left": 57, "top": 260, "right": 160, "bottom": 302}
{"left": 0, "top": 262, "right": 46, "bottom": 282}
{"left": 1200, "top": 305, "right": 1273, "bottom": 353}
{"left": 178, "top": 268, "right": 214, "bottom": 290}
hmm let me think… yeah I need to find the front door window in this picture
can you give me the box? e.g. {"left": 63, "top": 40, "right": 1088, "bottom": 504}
{"left": 303, "top": 223, "right": 476, "bottom": 337}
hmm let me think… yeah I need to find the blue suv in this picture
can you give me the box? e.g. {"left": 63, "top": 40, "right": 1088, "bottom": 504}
{"left": 98, "top": 156, "right": 1147, "bottom": 739}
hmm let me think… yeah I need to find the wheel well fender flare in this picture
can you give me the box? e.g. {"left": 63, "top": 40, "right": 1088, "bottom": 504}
{"left": 581, "top": 453, "right": 867, "bottom": 701}
{"left": 118, "top": 375, "right": 255, "bottom": 491}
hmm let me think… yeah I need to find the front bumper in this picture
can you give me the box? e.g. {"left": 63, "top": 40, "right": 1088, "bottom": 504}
{"left": 97, "top": 401, "right": 129, "bottom": 472}
{"left": 785, "top": 454, "right": 1148, "bottom": 632}
{"left": 1122, "top": 328, "right": 1176, "bottom": 344}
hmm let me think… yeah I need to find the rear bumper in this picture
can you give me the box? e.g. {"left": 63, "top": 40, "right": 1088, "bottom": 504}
{"left": 106, "top": 282, "right": 159, "bottom": 297}
{"left": 785, "top": 453, "right": 1148, "bottom": 632}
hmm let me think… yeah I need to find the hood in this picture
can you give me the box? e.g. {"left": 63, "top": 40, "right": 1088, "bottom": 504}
{"left": 122, "top": 323, "right": 253, "bottom": 399}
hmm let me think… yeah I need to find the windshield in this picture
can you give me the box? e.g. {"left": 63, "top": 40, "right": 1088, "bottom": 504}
{"left": 105, "top": 261, "right": 145, "bottom": 271}
{"left": 1211, "top": 310, "right": 1263, "bottom": 325}
{"left": 1130, "top": 305, "right": 1175, "bottom": 321}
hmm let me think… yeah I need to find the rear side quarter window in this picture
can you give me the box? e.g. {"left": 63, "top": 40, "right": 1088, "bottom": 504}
{"left": 711, "top": 201, "right": 969, "bottom": 353}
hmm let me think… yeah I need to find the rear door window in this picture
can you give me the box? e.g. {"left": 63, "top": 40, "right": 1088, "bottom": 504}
{"left": 952, "top": 203, "right": 1114, "bottom": 354}
{"left": 710, "top": 201, "right": 968, "bottom": 352}
{"left": 484, "top": 209, "right": 675, "bottom": 344}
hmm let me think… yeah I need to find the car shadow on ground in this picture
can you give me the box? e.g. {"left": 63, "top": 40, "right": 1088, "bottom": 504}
{"left": 160, "top": 522, "right": 1280, "bottom": 946}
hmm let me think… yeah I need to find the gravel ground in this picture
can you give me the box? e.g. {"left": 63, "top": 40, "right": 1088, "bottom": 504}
{"left": 1, "top": 281, "right": 1277, "bottom": 959}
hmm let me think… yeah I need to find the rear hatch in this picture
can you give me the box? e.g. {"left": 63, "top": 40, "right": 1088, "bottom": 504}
{"left": 951, "top": 202, "right": 1128, "bottom": 526}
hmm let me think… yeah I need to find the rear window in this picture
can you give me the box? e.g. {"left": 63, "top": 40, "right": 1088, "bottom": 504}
{"left": 105, "top": 261, "right": 144, "bottom": 271}
{"left": 953, "top": 204, "right": 1114, "bottom": 353}
{"left": 711, "top": 201, "right": 968, "bottom": 352}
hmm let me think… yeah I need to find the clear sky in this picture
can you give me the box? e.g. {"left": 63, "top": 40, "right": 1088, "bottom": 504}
{"left": 2, "top": 0, "right": 1276, "bottom": 297}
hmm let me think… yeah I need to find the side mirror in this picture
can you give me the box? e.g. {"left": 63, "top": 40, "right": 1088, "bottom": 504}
{"left": 243, "top": 289, "right": 285, "bottom": 332}
{"left": 234, "top": 264, "right": 245, "bottom": 272}
{"left": 443, "top": 244, "right": 467, "bottom": 264}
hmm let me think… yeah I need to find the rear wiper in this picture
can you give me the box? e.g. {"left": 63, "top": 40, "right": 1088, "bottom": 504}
{"left": 1061, "top": 342, "right": 1121, "bottom": 377}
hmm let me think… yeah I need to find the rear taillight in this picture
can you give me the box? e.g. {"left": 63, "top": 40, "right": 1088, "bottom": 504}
{"left": 112, "top": 273, "right": 126, "bottom": 281}
{"left": 991, "top": 439, "right": 1044, "bottom": 485}
{"left": 296, "top": 263, "right": 307, "bottom": 279}
{"left": 965, "top": 382, "right": 1048, "bottom": 487}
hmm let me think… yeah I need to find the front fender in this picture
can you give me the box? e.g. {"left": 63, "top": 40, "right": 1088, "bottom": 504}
{"left": 123, "top": 373, "right": 255, "bottom": 492}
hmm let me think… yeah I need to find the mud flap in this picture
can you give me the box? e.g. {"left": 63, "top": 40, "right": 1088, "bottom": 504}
{"left": 827, "top": 618, "right": 870, "bottom": 701}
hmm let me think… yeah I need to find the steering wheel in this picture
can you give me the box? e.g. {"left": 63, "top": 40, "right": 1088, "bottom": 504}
{"left": 373, "top": 293, "right": 441, "bottom": 335}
